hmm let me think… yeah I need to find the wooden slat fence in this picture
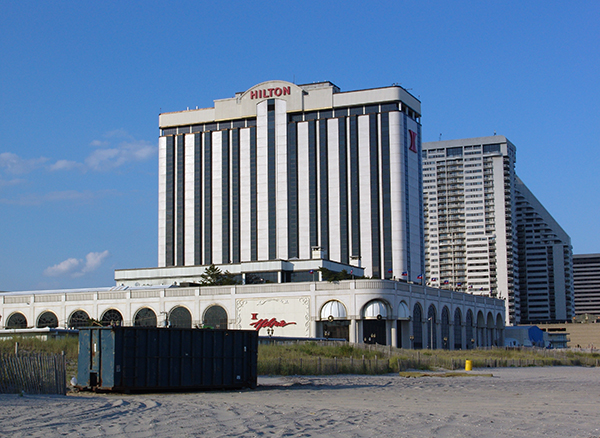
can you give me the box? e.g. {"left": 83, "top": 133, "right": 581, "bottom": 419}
{"left": 0, "top": 352, "right": 67, "bottom": 395}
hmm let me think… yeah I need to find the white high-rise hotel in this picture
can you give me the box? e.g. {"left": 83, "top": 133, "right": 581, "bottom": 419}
{"left": 423, "top": 137, "right": 520, "bottom": 325}
{"left": 155, "top": 80, "right": 424, "bottom": 281}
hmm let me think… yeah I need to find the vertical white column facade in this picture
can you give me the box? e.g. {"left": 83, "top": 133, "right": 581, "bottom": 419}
{"left": 158, "top": 136, "right": 167, "bottom": 267}
{"left": 239, "top": 128, "right": 252, "bottom": 261}
{"left": 358, "top": 115, "right": 373, "bottom": 277}
{"left": 297, "top": 122, "right": 311, "bottom": 260}
{"left": 211, "top": 131, "right": 223, "bottom": 265}
{"left": 256, "top": 101, "right": 269, "bottom": 261}
{"left": 492, "top": 155, "right": 508, "bottom": 306}
{"left": 389, "top": 111, "right": 406, "bottom": 276}
{"left": 327, "top": 119, "right": 341, "bottom": 263}
{"left": 275, "top": 99, "right": 288, "bottom": 260}
{"left": 184, "top": 134, "right": 195, "bottom": 266}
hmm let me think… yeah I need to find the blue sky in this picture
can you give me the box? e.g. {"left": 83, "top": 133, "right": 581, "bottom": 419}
{"left": 1, "top": 1, "right": 598, "bottom": 291}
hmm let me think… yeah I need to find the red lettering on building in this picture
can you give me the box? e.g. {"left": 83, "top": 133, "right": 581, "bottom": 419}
{"left": 409, "top": 130, "right": 418, "bottom": 153}
{"left": 249, "top": 86, "right": 292, "bottom": 100}
{"left": 251, "top": 313, "right": 258, "bottom": 320}
{"left": 250, "top": 318, "right": 297, "bottom": 331}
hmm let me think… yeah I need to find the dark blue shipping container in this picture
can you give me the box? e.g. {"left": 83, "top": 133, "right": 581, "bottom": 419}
{"left": 77, "top": 327, "right": 257, "bottom": 392}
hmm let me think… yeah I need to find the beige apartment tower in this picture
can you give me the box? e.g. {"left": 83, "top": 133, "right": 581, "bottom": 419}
{"left": 422, "top": 136, "right": 520, "bottom": 325}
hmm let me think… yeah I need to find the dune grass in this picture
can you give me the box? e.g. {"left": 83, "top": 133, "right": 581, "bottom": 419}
{"left": 3, "top": 336, "right": 600, "bottom": 378}
{"left": 257, "top": 341, "right": 600, "bottom": 375}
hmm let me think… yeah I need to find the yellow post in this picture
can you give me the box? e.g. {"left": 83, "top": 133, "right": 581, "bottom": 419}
{"left": 465, "top": 359, "right": 472, "bottom": 371}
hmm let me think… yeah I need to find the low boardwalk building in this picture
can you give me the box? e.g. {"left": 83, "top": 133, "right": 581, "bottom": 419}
{"left": 1, "top": 279, "right": 504, "bottom": 349}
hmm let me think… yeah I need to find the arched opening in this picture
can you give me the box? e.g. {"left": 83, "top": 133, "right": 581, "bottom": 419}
{"left": 203, "top": 305, "right": 228, "bottom": 329}
{"left": 320, "top": 300, "right": 349, "bottom": 341}
{"left": 101, "top": 309, "right": 123, "bottom": 326}
{"left": 134, "top": 307, "right": 157, "bottom": 327}
{"left": 68, "top": 310, "right": 90, "bottom": 329}
{"left": 169, "top": 306, "right": 192, "bottom": 328}
{"left": 487, "top": 312, "right": 495, "bottom": 347}
{"left": 397, "top": 301, "right": 410, "bottom": 348}
{"left": 6, "top": 312, "right": 27, "bottom": 329}
{"left": 496, "top": 313, "right": 504, "bottom": 347}
{"left": 441, "top": 306, "right": 450, "bottom": 350}
{"left": 362, "top": 300, "right": 388, "bottom": 345}
{"left": 412, "top": 303, "right": 423, "bottom": 349}
{"left": 453, "top": 308, "right": 462, "bottom": 349}
{"left": 466, "top": 309, "right": 474, "bottom": 349}
{"left": 427, "top": 305, "right": 437, "bottom": 349}
{"left": 477, "top": 311, "right": 485, "bottom": 347}
{"left": 37, "top": 311, "right": 58, "bottom": 328}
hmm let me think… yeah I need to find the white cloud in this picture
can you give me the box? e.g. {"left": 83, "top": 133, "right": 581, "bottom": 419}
{"left": 43, "top": 250, "right": 110, "bottom": 278}
{"left": 85, "top": 139, "right": 155, "bottom": 171}
{"left": 104, "top": 129, "right": 131, "bottom": 139}
{"left": 48, "top": 159, "right": 85, "bottom": 172}
{"left": 81, "top": 250, "right": 110, "bottom": 273}
{"left": 44, "top": 258, "right": 80, "bottom": 277}
{"left": 0, "top": 178, "right": 26, "bottom": 188}
{"left": 46, "top": 131, "right": 156, "bottom": 172}
{"left": 0, "top": 152, "right": 48, "bottom": 175}
{"left": 89, "top": 139, "right": 108, "bottom": 147}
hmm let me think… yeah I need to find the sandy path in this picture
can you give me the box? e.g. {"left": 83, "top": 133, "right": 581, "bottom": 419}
{"left": 1, "top": 367, "right": 599, "bottom": 437}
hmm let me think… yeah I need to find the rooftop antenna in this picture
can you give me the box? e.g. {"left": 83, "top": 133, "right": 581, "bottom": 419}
{"left": 494, "top": 130, "right": 496, "bottom": 135}
{"left": 439, "top": 133, "right": 442, "bottom": 141}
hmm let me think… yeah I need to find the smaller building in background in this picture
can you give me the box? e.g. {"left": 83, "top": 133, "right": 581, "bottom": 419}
{"left": 573, "top": 253, "right": 600, "bottom": 317}
{"left": 537, "top": 321, "right": 600, "bottom": 350}
{"left": 515, "top": 176, "right": 574, "bottom": 323}
{"left": 540, "top": 326, "right": 569, "bottom": 349}
{"left": 504, "top": 325, "right": 547, "bottom": 347}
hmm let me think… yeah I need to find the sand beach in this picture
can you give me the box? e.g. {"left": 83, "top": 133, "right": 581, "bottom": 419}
{"left": 1, "top": 366, "right": 599, "bottom": 437}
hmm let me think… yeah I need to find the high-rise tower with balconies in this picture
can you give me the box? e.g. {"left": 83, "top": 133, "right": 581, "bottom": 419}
{"left": 422, "top": 136, "right": 520, "bottom": 325}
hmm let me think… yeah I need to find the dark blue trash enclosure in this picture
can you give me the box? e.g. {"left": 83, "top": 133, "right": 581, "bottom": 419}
{"left": 77, "top": 327, "right": 258, "bottom": 392}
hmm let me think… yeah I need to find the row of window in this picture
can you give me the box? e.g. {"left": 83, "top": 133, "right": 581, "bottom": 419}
{"left": 3, "top": 305, "right": 228, "bottom": 330}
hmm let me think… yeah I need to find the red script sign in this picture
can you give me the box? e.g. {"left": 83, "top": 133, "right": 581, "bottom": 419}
{"left": 250, "top": 318, "right": 296, "bottom": 331}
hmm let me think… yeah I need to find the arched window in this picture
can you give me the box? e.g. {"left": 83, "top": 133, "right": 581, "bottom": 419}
{"left": 398, "top": 301, "right": 410, "bottom": 320}
{"left": 412, "top": 303, "right": 423, "bottom": 349}
{"left": 68, "top": 310, "right": 90, "bottom": 329}
{"left": 487, "top": 312, "right": 495, "bottom": 347}
{"left": 441, "top": 306, "right": 450, "bottom": 350}
{"left": 101, "top": 309, "right": 123, "bottom": 326}
{"left": 134, "top": 308, "right": 157, "bottom": 327}
{"left": 362, "top": 300, "right": 388, "bottom": 319}
{"left": 453, "top": 308, "right": 462, "bottom": 349}
{"left": 37, "top": 311, "right": 58, "bottom": 328}
{"left": 477, "top": 311, "right": 485, "bottom": 347}
{"left": 427, "top": 305, "right": 437, "bottom": 349}
{"left": 6, "top": 312, "right": 27, "bottom": 329}
{"left": 169, "top": 306, "right": 192, "bottom": 328}
{"left": 203, "top": 305, "right": 228, "bottom": 329}
{"left": 320, "top": 300, "right": 347, "bottom": 320}
{"left": 496, "top": 313, "right": 504, "bottom": 347}
{"left": 466, "top": 309, "right": 474, "bottom": 349}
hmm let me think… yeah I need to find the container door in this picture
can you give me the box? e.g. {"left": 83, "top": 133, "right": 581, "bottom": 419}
{"left": 89, "top": 329, "right": 101, "bottom": 387}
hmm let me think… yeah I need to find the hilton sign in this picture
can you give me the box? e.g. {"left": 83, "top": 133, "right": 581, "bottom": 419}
{"left": 250, "top": 86, "right": 291, "bottom": 100}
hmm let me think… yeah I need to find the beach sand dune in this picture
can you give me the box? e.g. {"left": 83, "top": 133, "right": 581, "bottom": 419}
{"left": 1, "top": 367, "right": 599, "bottom": 437}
